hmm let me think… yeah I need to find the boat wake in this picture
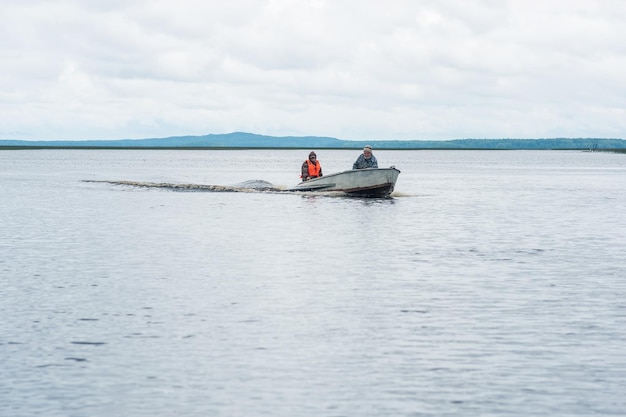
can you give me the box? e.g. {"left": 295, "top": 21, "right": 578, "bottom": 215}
{"left": 83, "top": 179, "right": 285, "bottom": 193}
{"left": 83, "top": 179, "right": 400, "bottom": 198}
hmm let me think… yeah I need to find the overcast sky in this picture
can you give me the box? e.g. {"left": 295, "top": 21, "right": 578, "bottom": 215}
{"left": 2, "top": 0, "right": 626, "bottom": 141}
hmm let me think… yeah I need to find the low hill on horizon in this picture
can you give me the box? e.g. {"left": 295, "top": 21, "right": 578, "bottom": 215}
{"left": 1, "top": 132, "right": 625, "bottom": 150}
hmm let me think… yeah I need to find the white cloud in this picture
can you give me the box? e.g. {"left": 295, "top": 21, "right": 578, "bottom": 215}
{"left": 1, "top": 0, "right": 626, "bottom": 140}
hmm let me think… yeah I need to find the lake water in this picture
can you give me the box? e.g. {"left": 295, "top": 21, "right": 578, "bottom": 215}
{"left": 2, "top": 149, "right": 625, "bottom": 417}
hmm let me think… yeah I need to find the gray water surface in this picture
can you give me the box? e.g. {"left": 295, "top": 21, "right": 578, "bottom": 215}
{"left": 2, "top": 149, "right": 625, "bottom": 416}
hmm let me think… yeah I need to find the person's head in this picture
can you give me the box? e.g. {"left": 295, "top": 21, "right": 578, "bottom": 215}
{"left": 308, "top": 151, "right": 317, "bottom": 161}
{"left": 363, "top": 145, "right": 373, "bottom": 159}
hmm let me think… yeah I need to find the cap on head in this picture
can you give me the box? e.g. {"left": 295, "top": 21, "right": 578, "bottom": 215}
{"left": 363, "top": 145, "right": 373, "bottom": 152}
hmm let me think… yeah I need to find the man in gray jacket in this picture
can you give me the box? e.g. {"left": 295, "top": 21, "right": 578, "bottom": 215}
{"left": 352, "top": 145, "right": 378, "bottom": 169}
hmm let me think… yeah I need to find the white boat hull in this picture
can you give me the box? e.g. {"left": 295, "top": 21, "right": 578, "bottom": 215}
{"left": 291, "top": 167, "right": 400, "bottom": 197}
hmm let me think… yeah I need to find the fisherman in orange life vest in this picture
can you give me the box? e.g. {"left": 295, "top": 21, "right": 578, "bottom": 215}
{"left": 301, "top": 151, "right": 323, "bottom": 181}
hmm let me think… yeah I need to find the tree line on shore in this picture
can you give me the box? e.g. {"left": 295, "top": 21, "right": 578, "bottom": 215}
{"left": 1, "top": 132, "right": 625, "bottom": 150}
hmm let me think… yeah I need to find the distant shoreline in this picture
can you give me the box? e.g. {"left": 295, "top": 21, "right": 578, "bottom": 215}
{"left": 2, "top": 146, "right": 625, "bottom": 153}
{"left": 2, "top": 132, "right": 625, "bottom": 151}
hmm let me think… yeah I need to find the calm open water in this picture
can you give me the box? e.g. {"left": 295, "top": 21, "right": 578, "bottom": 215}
{"left": 1, "top": 149, "right": 626, "bottom": 417}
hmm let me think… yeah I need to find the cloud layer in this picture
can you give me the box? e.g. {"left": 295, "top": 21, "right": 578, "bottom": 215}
{"left": 2, "top": 0, "right": 626, "bottom": 140}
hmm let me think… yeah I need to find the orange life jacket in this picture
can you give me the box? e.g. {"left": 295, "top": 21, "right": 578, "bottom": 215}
{"left": 304, "top": 159, "right": 321, "bottom": 178}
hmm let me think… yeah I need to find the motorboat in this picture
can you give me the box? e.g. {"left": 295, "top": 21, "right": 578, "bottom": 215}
{"left": 289, "top": 167, "right": 400, "bottom": 197}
